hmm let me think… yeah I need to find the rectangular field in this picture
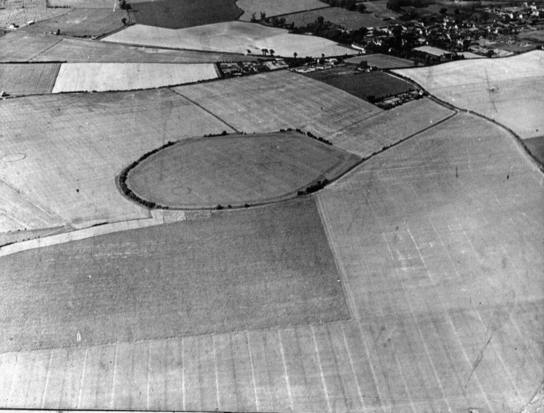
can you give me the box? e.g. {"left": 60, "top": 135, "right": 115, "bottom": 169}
{"left": 304, "top": 68, "right": 415, "bottom": 101}
{"left": 237, "top": 0, "right": 329, "bottom": 20}
{"left": 345, "top": 53, "right": 414, "bottom": 68}
{"left": 0, "top": 63, "right": 60, "bottom": 95}
{"left": 52, "top": 62, "right": 218, "bottom": 92}
{"left": 283, "top": 7, "right": 385, "bottom": 30}
{"left": 0, "top": 198, "right": 348, "bottom": 352}
{"left": 0, "top": 89, "right": 234, "bottom": 231}
{"left": 174, "top": 70, "right": 382, "bottom": 149}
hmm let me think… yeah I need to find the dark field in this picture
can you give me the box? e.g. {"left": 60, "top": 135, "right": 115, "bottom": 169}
{"left": 0, "top": 63, "right": 60, "bottom": 95}
{"left": 525, "top": 136, "right": 544, "bottom": 165}
{"left": 22, "top": 8, "right": 127, "bottom": 38}
{"left": 304, "top": 67, "right": 415, "bottom": 101}
{"left": 132, "top": 0, "right": 242, "bottom": 29}
{"left": 0, "top": 198, "right": 348, "bottom": 353}
{"left": 124, "top": 132, "right": 361, "bottom": 208}
{"left": 345, "top": 53, "right": 414, "bottom": 69}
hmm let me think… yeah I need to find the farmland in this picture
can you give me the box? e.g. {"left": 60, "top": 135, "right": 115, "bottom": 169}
{"left": 22, "top": 7, "right": 127, "bottom": 37}
{"left": 282, "top": 7, "right": 385, "bottom": 30}
{"left": 0, "top": 31, "right": 63, "bottom": 61}
{"left": 525, "top": 136, "right": 544, "bottom": 165}
{"left": 394, "top": 51, "right": 544, "bottom": 139}
{"left": 123, "top": 132, "right": 360, "bottom": 208}
{"left": 0, "top": 4, "right": 68, "bottom": 29}
{"left": 304, "top": 67, "right": 415, "bottom": 101}
{"left": 0, "top": 197, "right": 347, "bottom": 352}
{"left": 104, "top": 21, "right": 355, "bottom": 57}
{"left": 0, "top": 88, "right": 234, "bottom": 232}
{"left": 317, "top": 113, "right": 544, "bottom": 412}
{"left": 132, "top": 0, "right": 242, "bottom": 29}
{"left": 345, "top": 53, "right": 414, "bottom": 69}
{"left": 52, "top": 62, "right": 219, "bottom": 92}
{"left": 329, "top": 97, "right": 454, "bottom": 156}
{"left": 0, "top": 63, "right": 60, "bottom": 95}
{"left": 174, "top": 70, "right": 382, "bottom": 146}
{"left": 237, "top": 0, "right": 328, "bottom": 21}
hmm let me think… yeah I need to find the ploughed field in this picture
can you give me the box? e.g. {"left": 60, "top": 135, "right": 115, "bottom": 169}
{"left": 394, "top": 50, "right": 544, "bottom": 139}
{"left": 0, "top": 198, "right": 348, "bottom": 353}
{"left": 123, "top": 131, "right": 360, "bottom": 208}
{"left": 304, "top": 67, "right": 415, "bottom": 101}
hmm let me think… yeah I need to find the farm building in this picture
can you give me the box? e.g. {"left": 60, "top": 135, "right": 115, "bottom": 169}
{"left": 412, "top": 45, "right": 455, "bottom": 64}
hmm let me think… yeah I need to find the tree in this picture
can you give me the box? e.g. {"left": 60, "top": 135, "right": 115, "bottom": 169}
{"left": 293, "top": 52, "right": 298, "bottom": 59}
{"left": 262, "top": 48, "right": 269, "bottom": 56}
{"left": 269, "top": 49, "right": 275, "bottom": 56}
{"left": 250, "top": 12, "right": 257, "bottom": 22}
{"left": 259, "top": 11, "right": 266, "bottom": 21}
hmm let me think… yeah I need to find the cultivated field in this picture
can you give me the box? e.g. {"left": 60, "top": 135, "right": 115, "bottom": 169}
{"left": 132, "top": 0, "right": 242, "bottom": 29}
{"left": 0, "top": 63, "right": 60, "bottom": 95}
{"left": 52, "top": 62, "right": 218, "bottom": 92}
{"left": 174, "top": 70, "right": 382, "bottom": 148}
{"left": 304, "top": 67, "right": 415, "bottom": 101}
{"left": 124, "top": 132, "right": 360, "bottom": 208}
{"left": 15, "top": 34, "right": 261, "bottom": 63}
{"left": 395, "top": 50, "right": 544, "bottom": 139}
{"left": 237, "top": 0, "right": 328, "bottom": 21}
{"left": 282, "top": 7, "right": 385, "bottom": 30}
{"left": 525, "top": 136, "right": 544, "bottom": 165}
{"left": 0, "top": 88, "right": 234, "bottom": 232}
{"left": 345, "top": 53, "right": 414, "bottom": 68}
{"left": 0, "top": 197, "right": 347, "bottom": 352}
{"left": 329, "top": 97, "right": 454, "bottom": 156}
{"left": 0, "top": 4, "right": 68, "bottom": 29}
{"left": 0, "top": 31, "right": 62, "bottom": 61}
{"left": 22, "top": 7, "right": 127, "bottom": 37}
{"left": 104, "top": 21, "right": 355, "bottom": 57}
{"left": 0, "top": 113, "right": 541, "bottom": 413}
{"left": 317, "top": 113, "right": 544, "bottom": 412}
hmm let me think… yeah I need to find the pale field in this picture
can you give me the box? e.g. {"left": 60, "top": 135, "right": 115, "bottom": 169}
{"left": 126, "top": 132, "right": 360, "bottom": 208}
{"left": 104, "top": 21, "right": 355, "bottom": 57}
{"left": 395, "top": 51, "right": 544, "bottom": 139}
{"left": 237, "top": 0, "right": 328, "bottom": 20}
{"left": 0, "top": 89, "right": 234, "bottom": 233}
{"left": 174, "top": 70, "right": 383, "bottom": 151}
{"left": 0, "top": 63, "right": 60, "bottom": 95}
{"left": 0, "top": 31, "right": 260, "bottom": 63}
{"left": 0, "top": 114, "right": 541, "bottom": 412}
{"left": 52, "top": 62, "right": 218, "bottom": 92}
{"left": 329, "top": 97, "right": 454, "bottom": 156}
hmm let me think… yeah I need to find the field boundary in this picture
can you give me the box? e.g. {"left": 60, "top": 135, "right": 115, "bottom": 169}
{"left": 392, "top": 69, "right": 544, "bottom": 174}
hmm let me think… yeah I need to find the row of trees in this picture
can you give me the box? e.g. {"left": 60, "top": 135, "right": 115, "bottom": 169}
{"left": 321, "top": 0, "right": 366, "bottom": 13}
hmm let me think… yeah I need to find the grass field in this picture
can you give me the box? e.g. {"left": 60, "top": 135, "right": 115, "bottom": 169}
{"left": 518, "top": 29, "right": 544, "bottom": 43}
{"left": 0, "top": 89, "right": 234, "bottom": 232}
{"left": 22, "top": 7, "right": 127, "bottom": 37}
{"left": 132, "top": 0, "right": 242, "bottom": 29}
{"left": 345, "top": 53, "right": 414, "bottom": 68}
{"left": 394, "top": 50, "right": 544, "bottom": 139}
{"left": 52, "top": 62, "right": 218, "bottom": 92}
{"left": 124, "top": 132, "right": 360, "bottom": 208}
{"left": 525, "top": 136, "right": 544, "bottom": 166}
{"left": 329, "top": 97, "right": 454, "bottom": 156}
{"left": 0, "top": 63, "right": 60, "bottom": 95}
{"left": 104, "top": 21, "right": 354, "bottom": 57}
{"left": 304, "top": 67, "right": 415, "bottom": 101}
{"left": 0, "top": 197, "right": 347, "bottom": 352}
{"left": 282, "top": 7, "right": 385, "bottom": 30}
{"left": 0, "top": 31, "right": 62, "bottom": 61}
{"left": 237, "top": 0, "right": 328, "bottom": 21}
{"left": 174, "top": 70, "right": 382, "bottom": 148}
